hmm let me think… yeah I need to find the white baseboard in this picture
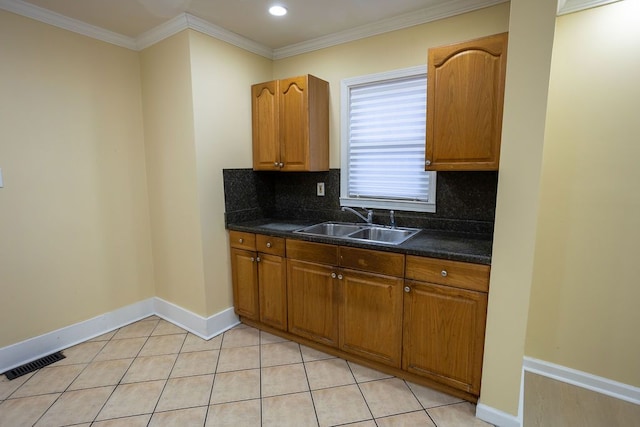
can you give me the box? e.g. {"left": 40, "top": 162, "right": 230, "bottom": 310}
{"left": 153, "top": 297, "right": 239, "bottom": 340}
{"left": 523, "top": 356, "right": 640, "bottom": 405}
{"left": 475, "top": 403, "right": 521, "bottom": 427}
{"left": 0, "top": 298, "right": 239, "bottom": 374}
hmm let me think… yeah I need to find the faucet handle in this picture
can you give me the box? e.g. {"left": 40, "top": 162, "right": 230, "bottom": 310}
{"left": 365, "top": 208, "right": 374, "bottom": 224}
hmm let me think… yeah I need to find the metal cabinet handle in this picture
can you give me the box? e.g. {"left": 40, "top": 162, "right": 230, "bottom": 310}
{"left": 256, "top": 256, "right": 261, "bottom": 262}
{"left": 274, "top": 161, "right": 279, "bottom": 167}
{"left": 331, "top": 272, "right": 336, "bottom": 278}
{"left": 250, "top": 257, "right": 255, "bottom": 262}
{"left": 266, "top": 242, "right": 272, "bottom": 248}
{"left": 441, "top": 270, "right": 448, "bottom": 277}
{"left": 337, "top": 274, "right": 343, "bottom": 280}
{"left": 425, "top": 160, "right": 431, "bottom": 166}
{"left": 404, "top": 286, "right": 411, "bottom": 293}
{"left": 279, "top": 162, "right": 284, "bottom": 168}
{"left": 239, "top": 238, "right": 244, "bottom": 244}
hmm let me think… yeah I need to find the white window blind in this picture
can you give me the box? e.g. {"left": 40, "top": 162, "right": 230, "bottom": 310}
{"left": 341, "top": 66, "right": 435, "bottom": 213}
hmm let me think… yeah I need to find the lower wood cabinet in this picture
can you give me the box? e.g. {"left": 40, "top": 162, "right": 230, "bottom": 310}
{"left": 257, "top": 253, "right": 287, "bottom": 330}
{"left": 403, "top": 254, "right": 490, "bottom": 396}
{"left": 230, "top": 247, "right": 259, "bottom": 320}
{"left": 402, "top": 280, "right": 488, "bottom": 395}
{"left": 285, "top": 241, "right": 405, "bottom": 367}
{"left": 287, "top": 259, "right": 339, "bottom": 347}
{"left": 340, "top": 269, "right": 403, "bottom": 367}
{"left": 229, "top": 231, "right": 287, "bottom": 331}
{"left": 229, "top": 231, "right": 491, "bottom": 400}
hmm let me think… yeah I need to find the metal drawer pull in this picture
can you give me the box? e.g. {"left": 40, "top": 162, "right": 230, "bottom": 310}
{"left": 239, "top": 238, "right": 244, "bottom": 244}
{"left": 331, "top": 272, "right": 336, "bottom": 278}
{"left": 266, "top": 242, "right": 272, "bottom": 248}
{"left": 441, "top": 270, "right": 448, "bottom": 277}
{"left": 404, "top": 286, "right": 411, "bottom": 293}
{"left": 337, "top": 274, "right": 343, "bottom": 280}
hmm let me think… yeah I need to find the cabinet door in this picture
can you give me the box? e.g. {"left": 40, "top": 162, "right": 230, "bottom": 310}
{"left": 340, "top": 270, "right": 403, "bottom": 367}
{"left": 403, "top": 280, "right": 488, "bottom": 395}
{"left": 230, "top": 248, "right": 259, "bottom": 320}
{"left": 279, "top": 76, "right": 309, "bottom": 171}
{"left": 258, "top": 253, "right": 287, "bottom": 330}
{"left": 426, "top": 32, "right": 508, "bottom": 171}
{"left": 287, "top": 259, "right": 339, "bottom": 347}
{"left": 252, "top": 80, "right": 280, "bottom": 170}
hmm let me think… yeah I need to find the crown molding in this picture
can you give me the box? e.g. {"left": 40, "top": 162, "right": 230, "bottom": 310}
{"left": 0, "top": 0, "right": 137, "bottom": 50}
{"left": 557, "top": 0, "right": 622, "bottom": 15}
{"left": 135, "top": 13, "right": 273, "bottom": 58}
{"left": 185, "top": 14, "right": 274, "bottom": 59}
{"left": 273, "top": 0, "right": 508, "bottom": 59}
{"left": 135, "top": 13, "right": 189, "bottom": 51}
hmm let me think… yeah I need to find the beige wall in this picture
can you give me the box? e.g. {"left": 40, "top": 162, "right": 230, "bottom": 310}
{"left": 526, "top": 0, "right": 640, "bottom": 387}
{"left": 187, "top": 30, "right": 272, "bottom": 314}
{"left": 480, "top": 0, "right": 558, "bottom": 415}
{"left": 274, "top": 3, "right": 511, "bottom": 168}
{"left": 140, "top": 31, "right": 209, "bottom": 315}
{"left": 140, "top": 29, "right": 272, "bottom": 317}
{"left": 0, "top": 10, "right": 154, "bottom": 346}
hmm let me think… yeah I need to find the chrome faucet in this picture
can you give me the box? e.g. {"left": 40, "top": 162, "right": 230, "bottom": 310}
{"left": 341, "top": 206, "right": 373, "bottom": 224}
{"left": 389, "top": 210, "right": 396, "bottom": 228}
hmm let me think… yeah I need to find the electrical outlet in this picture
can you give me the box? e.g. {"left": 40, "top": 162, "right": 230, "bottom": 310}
{"left": 316, "top": 182, "right": 325, "bottom": 196}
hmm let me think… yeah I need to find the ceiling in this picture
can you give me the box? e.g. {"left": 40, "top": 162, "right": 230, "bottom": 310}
{"left": 19, "top": 0, "right": 465, "bottom": 48}
{"left": 0, "top": 0, "right": 508, "bottom": 50}
{"left": 1, "top": 0, "right": 612, "bottom": 57}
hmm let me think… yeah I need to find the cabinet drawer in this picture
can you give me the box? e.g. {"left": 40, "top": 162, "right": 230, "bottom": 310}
{"left": 286, "top": 239, "right": 338, "bottom": 265}
{"left": 256, "top": 234, "right": 285, "bottom": 256}
{"left": 405, "top": 255, "right": 490, "bottom": 292}
{"left": 339, "top": 247, "right": 405, "bottom": 277}
{"left": 229, "top": 231, "right": 256, "bottom": 251}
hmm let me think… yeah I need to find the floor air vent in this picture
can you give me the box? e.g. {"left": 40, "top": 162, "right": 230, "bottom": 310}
{"left": 3, "top": 351, "right": 66, "bottom": 380}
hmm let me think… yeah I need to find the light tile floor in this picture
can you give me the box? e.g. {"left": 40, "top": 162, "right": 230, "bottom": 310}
{"left": 0, "top": 317, "right": 493, "bottom": 426}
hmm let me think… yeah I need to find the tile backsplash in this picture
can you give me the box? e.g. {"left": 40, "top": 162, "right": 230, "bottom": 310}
{"left": 223, "top": 169, "right": 497, "bottom": 235}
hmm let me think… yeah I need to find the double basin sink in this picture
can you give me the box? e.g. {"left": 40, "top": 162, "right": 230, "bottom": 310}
{"left": 294, "top": 222, "right": 421, "bottom": 245}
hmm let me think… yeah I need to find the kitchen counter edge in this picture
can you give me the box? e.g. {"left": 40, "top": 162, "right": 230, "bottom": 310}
{"left": 226, "top": 219, "right": 493, "bottom": 265}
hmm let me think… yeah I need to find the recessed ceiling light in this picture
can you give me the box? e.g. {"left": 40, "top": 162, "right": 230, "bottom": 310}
{"left": 269, "top": 5, "right": 287, "bottom": 16}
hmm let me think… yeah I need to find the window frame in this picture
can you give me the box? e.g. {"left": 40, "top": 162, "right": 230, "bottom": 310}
{"left": 340, "top": 65, "right": 436, "bottom": 213}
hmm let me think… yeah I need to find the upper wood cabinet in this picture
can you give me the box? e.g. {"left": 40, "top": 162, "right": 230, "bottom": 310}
{"left": 252, "top": 75, "right": 329, "bottom": 172}
{"left": 425, "top": 32, "right": 508, "bottom": 171}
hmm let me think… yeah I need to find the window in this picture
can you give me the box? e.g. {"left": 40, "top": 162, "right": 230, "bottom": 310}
{"left": 340, "top": 66, "right": 436, "bottom": 213}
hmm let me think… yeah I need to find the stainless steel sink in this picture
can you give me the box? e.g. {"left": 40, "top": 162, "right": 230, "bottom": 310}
{"left": 295, "top": 222, "right": 365, "bottom": 237}
{"left": 294, "top": 222, "right": 420, "bottom": 245}
{"left": 347, "top": 226, "right": 419, "bottom": 245}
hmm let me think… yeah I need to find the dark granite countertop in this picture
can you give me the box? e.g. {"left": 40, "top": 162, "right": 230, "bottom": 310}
{"left": 227, "top": 218, "right": 493, "bottom": 265}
